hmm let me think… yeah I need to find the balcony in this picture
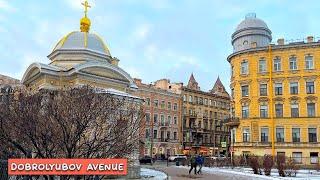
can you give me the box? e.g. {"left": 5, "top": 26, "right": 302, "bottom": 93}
{"left": 225, "top": 117, "right": 240, "bottom": 127}
{"left": 159, "top": 122, "right": 169, "bottom": 128}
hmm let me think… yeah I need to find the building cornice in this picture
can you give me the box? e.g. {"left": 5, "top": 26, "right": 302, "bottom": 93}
{"left": 227, "top": 42, "right": 320, "bottom": 63}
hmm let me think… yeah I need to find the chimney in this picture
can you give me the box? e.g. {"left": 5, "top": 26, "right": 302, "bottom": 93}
{"left": 134, "top": 78, "right": 142, "bottom": 86}
{"left": 277, "top": 38, "right": 284, "bottom": 45}
{"left": 307, "top": 36, "right": 314, "bottom": 43}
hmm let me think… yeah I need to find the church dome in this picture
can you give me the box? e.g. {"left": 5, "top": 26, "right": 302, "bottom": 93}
{"left": 52, "top": 31, "right": 111, "bottom": 56}
{"left": 232, "top": 13, "right": 272, "bottom": 52}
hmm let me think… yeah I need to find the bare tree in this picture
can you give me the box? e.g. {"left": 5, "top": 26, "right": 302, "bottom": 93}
{"left": 0, "top": 86, "right": 144, "bottom": 179}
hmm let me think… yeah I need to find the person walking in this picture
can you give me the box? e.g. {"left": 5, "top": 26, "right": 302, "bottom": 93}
{"left": 188, "top": 154, "right": 197, "bottom": 175}
{"left": 197, "top": 154, "right": 204, "bottom": 174}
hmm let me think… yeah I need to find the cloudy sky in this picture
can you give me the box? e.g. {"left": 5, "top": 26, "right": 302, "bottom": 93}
{"left": 1, "top": 0, "right": 320, "bottom": 92}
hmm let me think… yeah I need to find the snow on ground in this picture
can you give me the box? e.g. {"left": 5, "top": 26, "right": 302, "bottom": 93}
{"left": 177, "top": 166, "right": 320, "bottom": 180}
{"left": 140, "top": 168, "right": 167, "bottom": 180}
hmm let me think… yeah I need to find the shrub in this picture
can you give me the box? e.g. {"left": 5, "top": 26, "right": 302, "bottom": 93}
{"left": 276, "top": 154, "right": 286, "bottom": 177}
{"left": 248, "top": 155, "right": 262, "bottom": 175}
{"left": 263, "top": 154, "right": 274, "bottom": 176}
{"left": 284, "top": 157, "right": 298, "bottom": 177}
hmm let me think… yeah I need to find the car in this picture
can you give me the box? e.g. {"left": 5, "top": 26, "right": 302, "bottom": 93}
{"left": 168, "top": 154, "right": 187, "bottom": 162}
{"left": 210, "top": 154, "right": 227, "bottom": 160}
{"left": 139, "top": 156, "right": 153, "bottom": 164}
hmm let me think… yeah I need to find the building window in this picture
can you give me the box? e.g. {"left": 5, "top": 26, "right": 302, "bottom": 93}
{"left": 242, "top": 105, "right": 249, "bottom": 118}
{"left": 275, "top": 104, "right": 283, "bottom": 117}
{"left": 306, "top": 81, "right": 315, "bottom": 94}
{"left": 260, "top": 105, "right": 268, "bottom": 118}
{"left": 160, "top": 115, "right": 165, "bottom": 126}
{"left": 174, "top": 116, "right": 177, "bottom": 125}
{"left": 243, "top": 128, "right": 250, "bottom": 142}
{"left": 173, "top": 132, "right": 177, "bottom": 140}
{"left": 199, "top": 97, "right": 203, "bottom": 105}
{"left": 291, "top": 104, "right": 299, "bottom": 117}
{"left": 307, "top": 103, "right": 316, "bottom": 117}
{"left": 154, "top": 100, "right": 159, "bottom": 107}
{"left": 167, "top": 102, "right": 171, "bottom": 110}
{"left": 289, "top": 56, "right": 297, "bottom": 70}
{"left": 209, "top": 99, "right": 212, "bottom": 106}
{"left": 305, "top": 55, "right": 314, "bottom": 69}
{"left": 261, "top": 127, "right": 269, "bottom": 142}
{"left": 189, "top": 95, "right": 193, "bottom": 103}
{"left": 173, "top": 103, "right": 178, "bottom": 111}
{"left": 167, "top": 116, "right": 171, "bottom": 125}
{"left": 273, "top": 57, "right": 281, "bottom": 71}
{"left": 290, "top": 82, "right": 299, "bottom": 95}
{"left": 166, "top": 131, "right": 170, "bottom": 140}
{"left": 204, "top": 98, "right": 208, "bottom": 105}
{"left": 241, "top": 85, "right": 249, "bottom": 97}
{"left": 146, "top": 98, "right": 151, "bottom": 106}
{"left": 276, "top": 128, "right": 284, "bottom": 142}
{"left": 241, "top": 61, "right": 248, "bottom": 75}
{"left": 308, "top": 128, "right": 317, "bottom": 143}
{"left": 161, "top": 100, "right": 165, "bottom": 109}
{"left": 292, "top": 152, "right": 302, "bottom": 164}
{"left": 275, "top": 83, "right": 283, "bottom": 95}
{"left": 310, "top": 152, "right": 319, "bottom": 164}
{"left": 194, "top": 96, "right": 198, "bottom": 104}
{"left": 153, "top": 114, "right": 158, "bottom": 124}
{"left": 260, "top": 84, "right": 267, "bottom": 96}
{"left": 183, "top": 95, "right": 186, "bottom": 102}
{"left": 259, "top": 59, "right": 267, "bottom": 72}
{"left": 231, "top": 66, "right": 234, "bottom": 77}
{"left": 145, "top": 129, "right": 150, "bottom": 138}
{"left": 146, "top": 113, "right": 150, "bottom": 122}
{"left": 153, "top": 130, "right": 158, "bottom": 139}
{"left": 292, "top": 128, "right": 300, "bottom": 142}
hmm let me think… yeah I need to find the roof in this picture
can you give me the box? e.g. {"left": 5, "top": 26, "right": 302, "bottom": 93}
{"left": 235, "top": 14, "right": 269, "bottom": 32}
{"left": 52, "top": 31, "right": 111, "bottom": 56}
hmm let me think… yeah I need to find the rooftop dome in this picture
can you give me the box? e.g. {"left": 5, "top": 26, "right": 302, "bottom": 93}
{"left": 232, "top": 13, "right": 272, "bottom": 52}
{"left": 235, "top": 13, "right": 269, "bottom": 32}
{"left": 52, "top": 31, "right": 111, "bottom": 56}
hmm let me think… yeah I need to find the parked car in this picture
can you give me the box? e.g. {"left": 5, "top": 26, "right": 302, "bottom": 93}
{"left": 210, "top": 154, "right": 226, "bottom": 160}
{"left": 168, "top": 154, "right": 187, "bottom": 162}
{"left": 139, "top": 156, "right": 153, "bottom": 164}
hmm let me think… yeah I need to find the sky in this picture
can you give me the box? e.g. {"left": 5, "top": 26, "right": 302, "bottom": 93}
{"left": 1, "top": 0, "right": 320, "bottom": 92}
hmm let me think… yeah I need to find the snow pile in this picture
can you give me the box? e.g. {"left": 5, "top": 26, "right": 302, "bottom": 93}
{"left": 140, "top": 168, "right": 167, "bottom": 179}
{"left": 177, "top": 166, "right": 320, "bottom": 180}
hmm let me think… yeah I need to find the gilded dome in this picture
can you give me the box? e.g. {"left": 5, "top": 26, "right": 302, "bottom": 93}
{"left": 52, "top": 31, "right": 111, "bottom": 56}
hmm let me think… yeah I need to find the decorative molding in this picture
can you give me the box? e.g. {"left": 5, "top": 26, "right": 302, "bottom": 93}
{"left": 273, "top": 97, "right": 285, "bottom": 102}
{"left": 305, "top": 95, "right": 318, "bottom": 103}
{"left": 258, "top": 97, "right": 269, "bottom": 102}
{"left": 239, "top": 79, "right": 252, "bottom": 85}
{"left": 240, "top": 97, "right": 251, "bottom": 104}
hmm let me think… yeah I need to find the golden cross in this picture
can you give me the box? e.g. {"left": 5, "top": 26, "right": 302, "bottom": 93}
{"left": 81, "top": 0, "right": 91, "bottom": 17}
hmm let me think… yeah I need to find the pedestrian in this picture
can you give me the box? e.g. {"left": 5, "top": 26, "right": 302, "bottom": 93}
{"left": 197, "top": 154, "right": 204, "bottom": 174}
{"left": 188, "top": 154, "right": 197, "bottom": 175}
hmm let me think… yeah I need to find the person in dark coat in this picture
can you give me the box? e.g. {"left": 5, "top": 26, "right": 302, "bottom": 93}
{"left": 196, "top": 155, "right": 204, "bottom": 174}
{"left": 188, "top": 155, "right": 197, "bottom": 175}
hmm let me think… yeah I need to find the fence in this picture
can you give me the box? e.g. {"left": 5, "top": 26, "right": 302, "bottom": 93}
{"left": 180, "top": 156, "right": 320, "bottom": 170}
{"left": 0, "top": 160, "right": 8, "bottom": 180}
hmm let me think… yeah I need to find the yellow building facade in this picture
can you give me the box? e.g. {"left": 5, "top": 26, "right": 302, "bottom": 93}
{"left": 228, "top": 14, "right": 320, "bottom": 165}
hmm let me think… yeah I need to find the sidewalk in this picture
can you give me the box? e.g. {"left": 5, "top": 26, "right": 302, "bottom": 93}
{"left": 153, "top": 165, "right": 253, "bottom": 180}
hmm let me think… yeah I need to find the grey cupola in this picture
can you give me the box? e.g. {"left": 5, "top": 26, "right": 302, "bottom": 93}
{"left": 232, "top": 13, "right": 272, "bottom": 52}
